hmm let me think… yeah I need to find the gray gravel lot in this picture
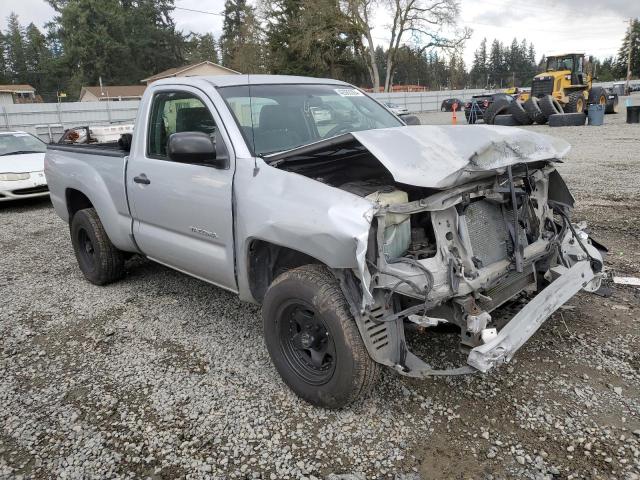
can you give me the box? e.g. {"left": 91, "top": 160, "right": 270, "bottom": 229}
{"left": 1, "top": 108, "right": 639, "bottom": 479}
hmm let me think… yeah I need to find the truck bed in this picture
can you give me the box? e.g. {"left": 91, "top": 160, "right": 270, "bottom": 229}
{"left": 47, "top": 142, "right": 128, "bottom": 158}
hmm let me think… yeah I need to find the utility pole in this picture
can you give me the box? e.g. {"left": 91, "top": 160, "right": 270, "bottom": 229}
{"left": 626, "top": 18, "right": 633, "bottom": 96}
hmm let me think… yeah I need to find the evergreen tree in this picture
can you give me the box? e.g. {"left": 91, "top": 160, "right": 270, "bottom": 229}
{"left": 374, "top": 46, "right": 386, "bottom": 85}
{"left": 24, "top": 23, "right": 52, "bottom": 92}
{"left": 46, "top": 0, "right": 185, "bottom": 95}
{"left": 616, "top": 18, "right": 640, "bottom": 79}
{"left": 469, "top": 38, "right": 488, "bottom": 87}
{"left": 0, "top": 32, "right": 8, "bottom": 84}
{"left": 185, "top": 33, "right": 219, "bottom": 64}
{"left": 264, "top": 0, "right": 356, "bottom": 78}
{"left": 448, "top": 54, "right": 467, "bottom": 89}
{"left": 527, "top": 44, "right": 536, "bottom": 64}
{"left": 6, "top": 13, "right": 28, "bottom": 83}
{"left": 220, "top": 0, "right": 263, "bottom": 72}
{"left": 592, "top": 56, "right": 617, "bottom": 82}
{"left": 488, "top": 39, "right": 504, "bottom": 87}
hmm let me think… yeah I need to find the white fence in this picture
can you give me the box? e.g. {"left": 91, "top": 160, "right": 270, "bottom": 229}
{"left": 369, "top": 88, "right": 499, "bottom": 112}
{"left": 0, "top": 83, "right": 620, "bottom": 142}
{"left": 0, "top": 100, "right": 139, "bottom": 142}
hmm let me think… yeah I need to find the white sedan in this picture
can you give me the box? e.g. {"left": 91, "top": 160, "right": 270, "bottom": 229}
{"left": 0, "top": 131, "right": 49, "bottom": 202}
{"left": 383, "top": 102, "right": 410, "bottom": 116}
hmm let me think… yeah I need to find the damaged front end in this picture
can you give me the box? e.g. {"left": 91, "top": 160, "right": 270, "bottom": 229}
{"left": 357, "top": 165, "right": 605, "bottom": 376}
{"left": 266, "top": 125, "right": 606, "bottom": 376}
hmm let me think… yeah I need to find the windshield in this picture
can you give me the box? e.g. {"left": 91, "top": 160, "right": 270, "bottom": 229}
{"left": 547, "top": 56, "right": 574, "bottom": 72}
{"left": 218, "top": 84, "right": 403, "bottom": 156}
{"left": 0, "top": 133, "right": 46, "bottom": 156}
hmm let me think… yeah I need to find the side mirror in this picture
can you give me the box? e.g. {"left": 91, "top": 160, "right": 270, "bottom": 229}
{"left": 168, "top": 131, "right": 228, "bottom": 168}
{"left": 402, "top": 115, "right": 421, "bottom": 125}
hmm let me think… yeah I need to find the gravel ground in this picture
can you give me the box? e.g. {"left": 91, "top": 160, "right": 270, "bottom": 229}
{"left": 1, "top": 106, "right": 639, "bottom": 479}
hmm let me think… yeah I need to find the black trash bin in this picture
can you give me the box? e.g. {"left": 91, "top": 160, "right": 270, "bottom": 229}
{"left": 627, "top": 106, "right": 640, "bottom": 124}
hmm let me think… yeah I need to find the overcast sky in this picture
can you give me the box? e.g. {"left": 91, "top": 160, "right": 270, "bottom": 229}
{"left": 1, "top": 0, "right": 637, "bottom": 68}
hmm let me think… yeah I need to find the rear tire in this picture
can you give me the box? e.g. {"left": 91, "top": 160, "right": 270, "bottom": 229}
{"left": 563, "top": 91, "right": 586, "bottom": 113}
{"left": 524, "top": 97, "right": 547, "bottom": 124}
{"left": 70, "top": 208, "right": 125, "bottom": 285}
{"left": 548, "top": 112, "right": 586, "bottom": 127}
{"left": 539, "top": 95, "right": 564, "bottom": 119}
{"left": 483, "top": 98, "right": 511, "bottom": 125}
{"left": 605, "top": 95, "right": 619, "bottom": 114}
{"left": 588, "top": 86, "right": 607, "bottom": 107}
{"left": 262, "top": 265, "right": 378, "bottom": 409}
{"left": 508, "top": 101, "right": 533, "bottom": 125}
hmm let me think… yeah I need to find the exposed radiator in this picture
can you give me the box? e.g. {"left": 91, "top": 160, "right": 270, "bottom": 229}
{"left": 478, "top": 266, "right": 536, "bottom": 312}
{"left": 464, "top": 201, "right": 512, "bottom": 267}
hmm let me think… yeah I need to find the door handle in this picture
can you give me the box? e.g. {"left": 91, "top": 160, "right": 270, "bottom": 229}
{"left": 133, "top": 174, "right": 150, "bottom": 185}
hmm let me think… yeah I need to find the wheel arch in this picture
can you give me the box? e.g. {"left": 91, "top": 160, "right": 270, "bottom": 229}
{"left": 66, "top": 188, "right": 94, "bottom": 221}
{"left": 246, "top": 239, "right": 323, "bottom": 303}
{"left": 62, "top": 185, "right": 137, "bottom": 253}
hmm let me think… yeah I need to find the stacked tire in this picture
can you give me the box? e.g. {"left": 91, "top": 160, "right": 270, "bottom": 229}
{"left": 484, "top": 94, "right": 587, "bottom": 127}
{"left": 483, "top": 98, "right": 511, "bottom": 125}
{"left": 523, "top": 97, "right": 547, "bottom": 124}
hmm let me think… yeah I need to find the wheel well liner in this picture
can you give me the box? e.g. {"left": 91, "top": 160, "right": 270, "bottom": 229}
{"left": 247, "top": 240, "right": 321, "bottom": 302}
{"left": 66, "top": 188, "right": 93, "bottom": 221}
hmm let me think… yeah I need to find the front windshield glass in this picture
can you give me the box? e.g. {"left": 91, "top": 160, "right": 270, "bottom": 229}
{"left": 547, "top": 56, "right": 574, "bottom": 72}
{"left": 0, "top": 133, "right": 46, "bottom": 156}
{"left": 218, "top": 84, "right": 403, "bottom": 156}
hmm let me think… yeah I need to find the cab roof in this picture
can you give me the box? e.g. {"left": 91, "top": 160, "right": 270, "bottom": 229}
{"left": 151, "top": 74, "right": 350, "bottom": 88}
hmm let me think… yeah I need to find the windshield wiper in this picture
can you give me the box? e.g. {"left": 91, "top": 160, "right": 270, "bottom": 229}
{"left": 0, "top": 150, "right": 43, "bottom": 156}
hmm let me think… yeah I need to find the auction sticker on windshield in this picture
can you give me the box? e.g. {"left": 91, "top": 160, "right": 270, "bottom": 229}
{"left": 334, "top": 88, "right": 364, "bottom": 97}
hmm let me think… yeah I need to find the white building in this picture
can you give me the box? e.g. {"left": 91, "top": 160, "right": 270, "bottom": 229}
{"left": 0, "top": 85, "right": 40, "bottom": 106}
{"left": 141, "top": 61, "right": 240, "bottom": 85}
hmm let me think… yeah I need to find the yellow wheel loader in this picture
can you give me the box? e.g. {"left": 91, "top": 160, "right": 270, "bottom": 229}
{"left": 520, "top": 53, "right": 607, "bottom": 114}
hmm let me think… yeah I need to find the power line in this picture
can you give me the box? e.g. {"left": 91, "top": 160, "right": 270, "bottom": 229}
{"left": 464, "top": 0, "right": 624, "bottom": 21}
{"left": 173, "top": 6, "right": 224, "bottom": 16}
{"left": 460, "top": 19, "right": 623, "bottom": 35}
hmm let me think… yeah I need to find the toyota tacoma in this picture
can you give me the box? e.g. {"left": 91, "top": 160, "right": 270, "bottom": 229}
{"left": 45, "top": 75, "right": 606, "bottom": 408}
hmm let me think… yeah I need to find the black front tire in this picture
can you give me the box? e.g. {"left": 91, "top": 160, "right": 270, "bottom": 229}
{"left": 262, "top": 265, "right": 378, "bottom": 409}
{"left": 563, "top": 91, "right": 586, "bottom": 113}
{"left": 70, "top": 208, "right": 125, "bottom": 285}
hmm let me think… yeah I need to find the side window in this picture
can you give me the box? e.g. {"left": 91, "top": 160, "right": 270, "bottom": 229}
{"left": 226, "top": 97, "right": 278, "bottom": 128}
{"left": 148, "top": 91, "right": 217, "bottom": 159}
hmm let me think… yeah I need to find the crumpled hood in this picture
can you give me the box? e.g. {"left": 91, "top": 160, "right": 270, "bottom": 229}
{"left": 350, "top": 125, "right": 570, "bottom": 189}
{"left": 0, "top": 152, "right": 45, "bottom": 174}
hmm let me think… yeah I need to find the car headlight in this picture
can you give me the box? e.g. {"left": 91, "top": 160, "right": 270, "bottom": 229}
{"left": 0, "top": 173, "right": 30, "bottom": 181}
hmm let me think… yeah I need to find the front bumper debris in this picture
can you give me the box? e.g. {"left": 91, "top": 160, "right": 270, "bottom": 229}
{"left": 467, "top": 260, "right": 595, "bottom": 372}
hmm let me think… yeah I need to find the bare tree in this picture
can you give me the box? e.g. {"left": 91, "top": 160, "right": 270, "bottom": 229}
{"left": 342, "top": 0, "right": 381, "bottom": 91}
{"left": 344, "top": 0, "right": 470, "bottom": 91}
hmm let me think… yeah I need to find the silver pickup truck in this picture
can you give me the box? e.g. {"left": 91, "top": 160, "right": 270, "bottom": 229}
{"left": 45, "top": 75, "right": 606, "bottom": 408}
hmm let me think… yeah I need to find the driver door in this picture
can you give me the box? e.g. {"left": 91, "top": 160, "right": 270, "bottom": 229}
{"left": 127, "top": 87, "right": 237, "bottom": 291}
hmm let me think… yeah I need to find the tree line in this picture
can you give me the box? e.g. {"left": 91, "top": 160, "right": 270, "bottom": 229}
{"left": 0, "top": 1, "right": 638, "bottom": 102}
